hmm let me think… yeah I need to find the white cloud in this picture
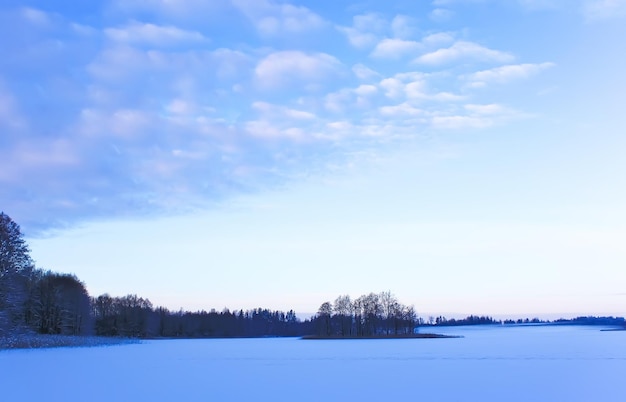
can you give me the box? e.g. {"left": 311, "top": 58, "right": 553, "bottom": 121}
{"left": 352, "top": 64, "right": 380, "bottom": 81}
{"left": 209, "top": 48, "right": 253, "bottom": 80}
{"left": 431, "top": 115, "right": 493, "bottom": 129}
{"left": 377, "top": 71, "right": 463, "bottom": 103}
{"left": 379, "top": 102, "right": 424, "bottom": 117}
{"left": 0, "top": 85, "right": 25, "bottom": 130}
{"left": 8, "top": 139, "right": 79, "bottom": 172}
{"left": 465, "top": 62, "right": 555, "bottom": 87}
{"left": 464, "top": 103, "right": 507, "bottom": 114}
{"left": 405, "top": 81, "right": 464, "bottom": 102}
{"left": 353, "top": 13, "right": 387, "bottom": 32}
{"left": 171, "top": 148, "right": 206, "bottom": 160}
{"left": 391, "top": 15, "right": 417, "bottom": 39}
{"left": 432, "top": 0, "right": 488, "bottom": 4}
{"left": 20, "top": 7, "right": 51, "bottom": 26}
{"left": 337, "top": 27, "right": 378, "bottom": 48}
{"left": 517, "top": 0, "right": 564, "bottom": 10}
{"left": 232, "top": 0, "right": 326, "bottom": 36}
{"left": 415, "top": 40, "right": 515, "bottom": 65}
{"left": 431, "top": 102, "right": 525, "bottom": 130}
{"left": 71, "top": 23, "right": 97, "bottom": 36}
{"left": 252, "top": 101, "right": 316, "bottom": 120}
{"left": 326, "top": 121, "right": 352, "bottom": 130}
{"left": 430, "top": 8, "right": 454, "bottom": 22}
{"left": 379, "top": 78, "right": 405, "bottom": 99}
{"left": 324, "top": 83, "right": 379, "bottom": 113}
{"left": 87, "top": 45, "right": 252, "bottom": 88}
{"left": 255, "top": 51, "right": 341, "bottom": 89}
{"left": 370, "top": 38, "right": 422, "bottom": 59}
{"left": 432, "top": 0, "right": 626, "bottom": 19}
{"left": 244, "top": 119, "right": 305, "bottom": 140}
{"left": 87, "top": 46, "right": 162, "bottom": 81}
{"left": 1, "top": 0, "right": 566, "bottom": 232}
{"left": 324, "top": 89, "right": 352, "bottom": 113}
{"left": 582, "top": 0, "right": 626, "bottom": 20}
{"left": 105, "top": 22, "right": 208, "bottom": 45}
{"left": 405, "top": 81, "right": 429, "bottom": 99}
{"left": 166, "top": 99, "right": 197, "bottom": 115}
{"left": 337, "top": 13, "right": 387, "bottom": 49}
{"left": 422, "top": 32, "right": 456, "bottom": 46}
{"left": 111, "top": 0, "right": 230, "bottom": 18}
{"left": 79, "top": 108, "right": 152, "bottom": 139}
{"left": 354, "top": 85, "right": 378, "bottom": 96}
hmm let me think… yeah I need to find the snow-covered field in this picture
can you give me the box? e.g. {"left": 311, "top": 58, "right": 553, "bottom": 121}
{"left": 1, "top": 325, "right": 624, "bottom": 401}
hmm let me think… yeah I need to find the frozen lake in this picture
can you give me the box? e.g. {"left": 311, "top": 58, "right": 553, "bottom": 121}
{"left": 1, "top": 325, "right": 624, "bottom": 401}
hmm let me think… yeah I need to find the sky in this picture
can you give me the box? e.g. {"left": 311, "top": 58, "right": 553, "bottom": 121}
{"left": 2, "top": 0, "right": 626, "bottom": 318}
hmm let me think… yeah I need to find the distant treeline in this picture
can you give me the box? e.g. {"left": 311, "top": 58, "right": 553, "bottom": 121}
{"left": 2, "top": 212, "right": 624, "bottom": 341}
{"left": 424, "top": 315, "right": 626, "bottom": 327}
{"left": 552, "top": 316, "right": 625, "bottom": 326}
{"left": 92, "top": 294, "right": 310, "bottom": 338}
{"left": 1, "top": 213, "right": 417, "bottom": 339}
{"left": 1, "top": 212, "right": 415, "bottom": 339}
{"left": 0, "top": 212, "right": 313, "bottom": 338}
{"left": 424, "top": 315, "right": 500, "bottom": 326}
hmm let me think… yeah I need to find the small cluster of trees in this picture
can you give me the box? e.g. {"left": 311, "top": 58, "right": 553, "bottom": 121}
{"left": 26, "top": 270, "right": 92, "bottom": 335}
{"left": 2, "top": 213, "right": 93, "bottom": 336}
{"left": 92, "top": 294, "right": 154, "bottom": 337}
{"left": 313, "top": 291, "right": 418, "bottom": 337}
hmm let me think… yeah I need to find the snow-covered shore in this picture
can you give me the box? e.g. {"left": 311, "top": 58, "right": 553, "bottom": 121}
{"left": 0, "top": 333, "right": 139, "bottom": 350}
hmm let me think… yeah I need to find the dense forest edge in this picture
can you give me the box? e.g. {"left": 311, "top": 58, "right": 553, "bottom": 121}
{"left": 1, "top": 212, "right": 624, "bottom": 349}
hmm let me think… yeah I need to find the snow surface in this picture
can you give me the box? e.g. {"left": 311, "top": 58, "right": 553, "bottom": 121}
{"left": 1, "top": 325, "right": 624, "bottom": 401}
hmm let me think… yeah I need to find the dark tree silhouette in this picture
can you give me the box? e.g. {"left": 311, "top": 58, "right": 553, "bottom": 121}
{"left": 311, "top": 292, "right": 418, "bottom": 337}
{"left": 316, "top": 302, "right": 333, "bottom": 336}
{"left": 2, "top": 213, "right": 432, "bottom": 343}
{"left": 333, "top": 295, "right": 352, "bottom": 336}
{"left": 91, "top": 294, "right": 155, "bottom": 337}
{"left": 0, "top": 212, "right": 34, "bottom": 334}
{"left": 27, "top": 271, "right": 92, "bottom": 335}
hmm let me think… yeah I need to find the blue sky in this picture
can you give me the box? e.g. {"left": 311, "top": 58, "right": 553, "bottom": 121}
{"left": 2, "top": 0, "right": 625, "bottom": 317}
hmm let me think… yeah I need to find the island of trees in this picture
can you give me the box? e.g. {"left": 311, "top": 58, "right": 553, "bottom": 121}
{"left": 1, "top": 211, "right": 624, "bottom": 348}
{"left": 311, "top": 292, "right": 421, "bottom": 338}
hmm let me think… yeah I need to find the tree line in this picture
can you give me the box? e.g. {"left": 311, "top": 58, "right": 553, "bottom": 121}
{"left": 4, "top": 211, "right": 621, "bottom": 341}
{"left": 92, "top": 295, "right": 308, "bottom": 338}
{"left": 1, "top": 212, "right": 421, "bottom": 340}
{"left": 424, "top": 315, "right": 499, "bottom": 326}
{"left": 1, "top": 211, "right": 314, "bottom": 338}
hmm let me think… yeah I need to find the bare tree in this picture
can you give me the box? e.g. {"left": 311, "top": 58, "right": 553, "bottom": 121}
{"left": 379, "top": 291, "right": 399, "bottom": 335}
{"left": 333, "top": 295, "right": 352, "bottom": 336}
{"left": 403, "top": 305, "right": 417, "bottom": 334}
{"left": 352, "top": 296, "right": 364, "bottom": 336}
{"left": 361, "top": 293, "right": 381, "bottom": 336}
{"left": 29, "top": 271, "right": 92, "bottom": 335}
{"left": 316, "top": 302, "right": 333, "bottom": 336}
